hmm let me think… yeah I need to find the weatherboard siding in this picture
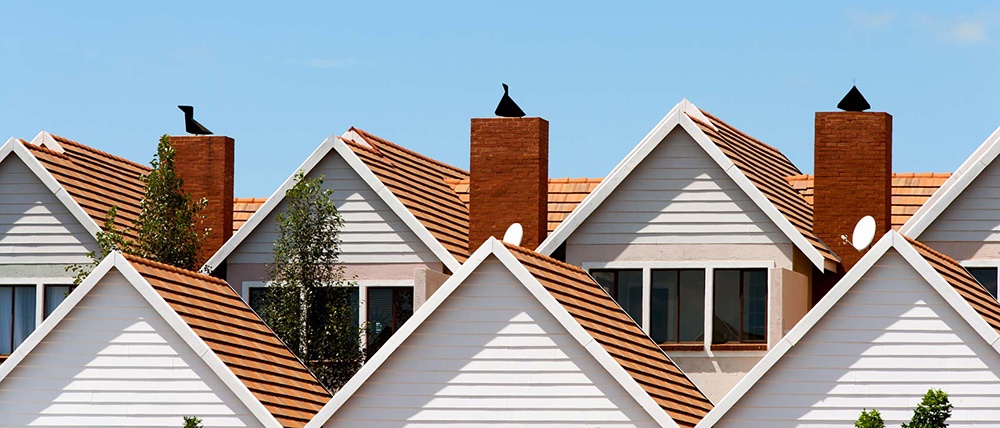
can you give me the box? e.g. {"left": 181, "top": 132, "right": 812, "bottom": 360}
{"left": 0, "top": 270, "right": 261, "bottom": 427}
{"left": 0, "top": 157, "right": 96, "bottom": 265}
{"left": 323, "top": 257, "right": 658, "bottom": 427}
{"left": 227, "top": 153, "right": 437, "bottom": 265}
{"left": 717, "top": 251, "right": 1000, "bottom": 427}
{"left": 568, "top": 129, "right": 790, "bottom": 247}
{"left": 922, "top": 159, "right": 1000, "bottom": 245}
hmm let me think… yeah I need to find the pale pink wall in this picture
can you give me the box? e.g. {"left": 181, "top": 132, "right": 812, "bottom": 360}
{"left": 225, "top": 262, "right": 445, "bottom": 295}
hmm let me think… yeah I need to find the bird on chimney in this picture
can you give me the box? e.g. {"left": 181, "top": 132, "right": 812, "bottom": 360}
{"left": 178, "top": 105, "right": 213, "bottom": 135}
{"left": 494, "top": 83, "right": 526, "bottom": 118}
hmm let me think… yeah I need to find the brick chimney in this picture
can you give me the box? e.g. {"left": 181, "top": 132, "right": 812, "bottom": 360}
{"left": 469, "top": 117, "right": 548, "bottom": 251}
{"left": 813, "top": 88, "right": 892, "bottom": 299}
{"left": 169, "top": 135, "right": 235, "bottom": 266}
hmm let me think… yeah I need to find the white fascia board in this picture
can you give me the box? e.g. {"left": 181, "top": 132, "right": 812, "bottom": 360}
{"left": 29, "top": 131, "right": 64, "bottom": 154}
{"left": 490, "top": 240, "right": 679, "bottom": 428}
{"left": 203, "top": 136, "right": 339, "bottom": 271}
{"left": 113, "top": 253, "right": 283, "bottom": 428}
{"left": 306, "top": 239, "right": 496, "bottom": 427}
{"left": 537, "top": 101, "right": 685, "bottom": 255}
{"left": 901, "top": 124, "right": 1000, "bottom": 237}
{"left": 0, "top": 252, "right": 117, "bottom": 382}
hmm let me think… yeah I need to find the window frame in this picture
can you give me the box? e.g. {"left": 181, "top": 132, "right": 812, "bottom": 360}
{"left": 960, "top": 261, "right": 1000, "bottom": 300}
{"left": 649, "top": 268, "right": 705, "bottom": 344}
{"left": 712, "top": 268, "right": 768, "bottom": 344}
{"left": 0, "top": 277, "right": 76, "bottom": 356}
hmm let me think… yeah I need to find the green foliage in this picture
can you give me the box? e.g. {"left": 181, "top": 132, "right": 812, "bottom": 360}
{"left": 855, "top": 408, "right": 885, "bottom": 428}
{"left": 134, "top": 134, "right": 207, "bottom": 270}
{"left": 259, "top": 171, "right": 363, "bottom": 392}
{"left": 182, "top": 415, "right": 203, "bottom": 428}
{"left": 903, "top": 389, "right": 952, "bottom": 428}
{"left": 66, "top": 205, "right": 132, "bottom": 285}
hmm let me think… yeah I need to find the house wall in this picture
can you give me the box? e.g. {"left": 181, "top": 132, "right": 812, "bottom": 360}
{"left": 226, "top": 262, "right": 443, "bottom": 296}
{"left": 322, "top": 257, "right": 659, "bottom": 427}
{"left": 0, "top": 269, "right": 261, "bottom": 427}
{"left": 920, "top": 159, "right": 1000, "bottom": 260}
{"left": 717, "top": 250, "right": 1000, "bottom": 427}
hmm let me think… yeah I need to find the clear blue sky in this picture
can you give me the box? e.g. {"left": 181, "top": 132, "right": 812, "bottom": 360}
{"left": 2, "top": 2, "right": 999, "bottom": 196}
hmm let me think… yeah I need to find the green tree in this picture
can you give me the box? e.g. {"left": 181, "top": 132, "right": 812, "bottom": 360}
{"left": 67, "top": 205, "right": 133, "bottom": 284}
{"left": 855, "top": 408, "right": 885, "bottom": 428}
{"left": 259, "top": 172, "right": 362, "bottom": 392}
{"left": 903, "top": 389, "right": 953, "bottom": 428}
{"left": 182, "top": 415, "right": 203, "bottom": 428}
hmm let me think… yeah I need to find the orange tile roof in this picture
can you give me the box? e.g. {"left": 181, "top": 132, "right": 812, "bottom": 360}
{"left": 233, "top": 197, "right": 267, "bottom": 233}
{"left": 503, "top": 242, "right": 713, "bottom": 427}
{"left": 446, "top": 177, "right": 603, "bottom": 234}
{"left": 787, "top": 173, "right": 951, "bottom": 230}
{"left": 688, "top": 111, "right": 839, "bottom": 264}
{"left": 23, "top": 136, "right": 148, "bottom": 240}
{"left": 123, "top": 253, "right": 330, "bottom": 427}
{"left": 346, "top": 128, "right": 471, "bottom": 262}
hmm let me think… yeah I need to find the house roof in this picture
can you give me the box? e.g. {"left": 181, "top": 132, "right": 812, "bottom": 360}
{"left": 697, "top": 230, "right": 1000, "bottom": 426}
{"left": 446, "top": 177, "right": 603, "bottom": 233}
{"left": 233, "top": 197, "right": 267, "bottom": 233}
{"left": 786, "top": 172, "right": 951, "bottom": 230}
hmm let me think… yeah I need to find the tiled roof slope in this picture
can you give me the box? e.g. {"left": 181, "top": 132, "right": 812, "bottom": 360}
{"left": 906, "top": 236, "right": 1000, "bottom": 334}
{"left": 234, "top": 197, "right": 267, "bottom": 233}
{"left": 447, "top": 177, "right": 603, "bottom": 233}
{"left": 787, "top": 173, "right": 951, "bottom": 230}
{"left": 22, "top": 136, "right": 148, "bottom": 240}
{"left": 688, "top": 111, "right": 839, "bottom": 264}
{"left": 346, "top": 128, "right": 471, "bottom": 262}
{"left": 123, "top": 253, "right": 331, "bottom": 427}
{"left": 503, "top": 242, "right": 713, "bottom": 427}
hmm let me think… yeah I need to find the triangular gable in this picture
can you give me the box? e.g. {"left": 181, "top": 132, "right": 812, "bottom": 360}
{"left": 900, "top": 124, "right": 1000, "bottom": 237}
{"left": 204, "top": 133, "right": 461, "bottom": 273}
{"left": 307, "top": 238, "right": 709, "bottom": 427}
{"left": 536, "top": 100, "right": 837, "bottom": 271}
{"left": 0, "top": 252, "right": 287, "bottom": 427}
{"left": 697, "top": 231, "right": 1000, "bottom": 427}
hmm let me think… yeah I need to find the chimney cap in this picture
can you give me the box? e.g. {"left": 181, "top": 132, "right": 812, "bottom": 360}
{"left": 837, "top": 85, "right": 871, "bottom": 112}
{"left": 494, "top": 83, "right": 526, "bottom": 118}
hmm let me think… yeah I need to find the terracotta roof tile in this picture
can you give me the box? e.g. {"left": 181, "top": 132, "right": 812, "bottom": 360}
{"left": 503, "top": 243, "right": 713, "bottom": 427}
{"left": 446, "top": 177, "right": 603, "bottom": 234}
{"left": 786, "top": 173, "right": 951, "bottom": 230}
{"left": 346, "top": 128, "right": 470, "bottom": 262}
{"left": 123, "top": 254, "right": 331, "bottom": 427}
{"left": 688, "top": 111, "right": 839, "bottom": 264}
{"left": 905, "top": 237, "right": 1000, "bottom": 334}
{"left": 233, "top": 197, "right": 267, "bottom": 233}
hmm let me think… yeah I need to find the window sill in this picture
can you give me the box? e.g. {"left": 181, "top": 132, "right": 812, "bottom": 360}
{"left": 658, "top": 343, "right": 705, "bottom": 352}
{"left": 710, "top": 343, "right": 767, "bottom": 351}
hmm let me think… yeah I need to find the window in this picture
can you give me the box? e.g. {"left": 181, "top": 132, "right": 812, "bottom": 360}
{"left": 713, "top": 269, "right": 767, "bottom": 344}
{"left": 966, "top": 267, "right": 999, "bottom": 299}
{"left": 366, "top": 287, "right": 413, "bottom": 355}
{"left": 592, "top": 270, "right": 643, "bottom": 324}
{"left": 0, "top": 286, "right": 36, "bottom": 354}
{"left": 246, "top": 284, "right": 359, "bottom": 327}
{"left": 44, "top": 285, "right": 76, "bottom": 318}
{"left": 650, "top": 269, "right": 704, "bottom": 344}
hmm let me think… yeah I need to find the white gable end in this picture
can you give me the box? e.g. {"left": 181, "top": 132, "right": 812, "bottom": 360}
{"left": 920, "top": 158, "right": 1000, "bottom": 244}
{"left": 0, "top": 269, "right": 261, "bottom": 427}
{"left": 323, "top": 256, "right": 658, "bottom": 427}
{"left": 0, "top": 156, "right": 97, "bottom": 265}
{"left": 227, "top": 152, "right": 437, "bottom": 265}
{"left": 569, "top": 128, "right": 790, "bottom": 246}
{"left": 717, "top": 250, "right": 1000, "bottom": 427}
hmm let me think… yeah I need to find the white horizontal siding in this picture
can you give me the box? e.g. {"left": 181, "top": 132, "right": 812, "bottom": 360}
{"left": 0, "top": 157, "right": 96, "bottom": 265}
{"left": 0, "top": 270, "right": 261, "bottom": 427}
{"left": 569, "top": 128, "right": 789, "bottom": 246}
{"left": 324, "top": 257, "right": 657, "bottom": 427}
{"left": 717, "top": 251, "right": 1000, "bottom": 427}
{"left": 923, "top": 159, "right": 1000, "bottom": 244}
{"left": 227, "top": 153, "right": 437, "bottom": 265}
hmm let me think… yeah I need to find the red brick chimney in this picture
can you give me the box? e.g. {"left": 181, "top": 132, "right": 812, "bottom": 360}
{"left": 469, "top": 117, "right": 548, "bottom": 251}
{"left": 169, "top": 135, "right": 235, "bottom": 265}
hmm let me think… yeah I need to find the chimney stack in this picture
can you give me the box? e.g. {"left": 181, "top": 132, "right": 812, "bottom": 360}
{"left": 170, "top": 135, "right": 235, "bottom": 266}
{"left": 813, "top": 86, "right": 892, "bottom": 278}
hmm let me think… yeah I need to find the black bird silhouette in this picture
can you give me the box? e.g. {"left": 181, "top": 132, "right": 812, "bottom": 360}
{"left": 494, "top": 83, "right": 526, "bottom": 118}
{"left": 178, "top": 105, "right": 213, "bottom": 135}
{"left": 837, "top": 85, "right": 871, "bottom": 112}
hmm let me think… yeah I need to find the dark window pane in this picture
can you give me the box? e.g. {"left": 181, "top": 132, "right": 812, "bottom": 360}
{"left": 248, "top": 287, "right": 268, "bottom": 314}
{"left": 367, "top": 287, "right": 413, "bottom": 355}
{"left": 0, "top": 286, "right": 36, "bottom": 354}
{"left": 742, "top": 270, "right": 768, "bottom": 342}
{"left": 651, "top": 269, "right": 705, "bottom": 344}
{"left": 713, "top": 270, "right": 741, "bottom": 344}
{"left": 44, "top": 286, "right": 74, "bottom": 318}
{"left": 592, "top": 271, "right": 616, "bottom": 295}
{"left": 968, "top": 267, "right": 999, "bottom": 299}
{"left": 650, "top": 270, "right": 678, "bottom": 343}
{"left": 617, "top": 270, "right": 643, "bottom": 325}
{"left": 0, "top": 288, "right": 12, "bottom": 354}
{"left": 679, "top": 270, "right": 705, "bottom": 342}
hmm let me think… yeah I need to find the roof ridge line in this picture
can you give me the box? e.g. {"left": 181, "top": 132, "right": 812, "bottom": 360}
{"left": 351, "top": 127, "right": 470, "bottom": 176}
{"left": 51, "top": 135, "right": 152, "bottom": 171}
{"left": 123, "top": 253, "right": 229, "bottom": 287}
{"left": 696, "top": 110, "right": 786, "bottom": 156}
{"left": 502, "top": 241, "right": 590, "bottom": 276}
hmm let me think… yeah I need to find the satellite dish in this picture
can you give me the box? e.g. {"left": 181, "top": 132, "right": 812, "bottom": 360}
{"left": 851, "top": 215, "right": 876, "bottom": 251}
{"left": 502, "top": 223, "right": 523, "bottom": 246}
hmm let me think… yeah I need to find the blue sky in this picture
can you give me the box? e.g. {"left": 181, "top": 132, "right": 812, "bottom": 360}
{"left": 2, "top": 2, "right": 999, "bottom": 196}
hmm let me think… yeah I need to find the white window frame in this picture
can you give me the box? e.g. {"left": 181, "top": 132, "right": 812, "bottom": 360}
{"left": 959, "top": 261, "right": 1000, "bottom": 299}
{"left": 583, "top": 261, "right": 774, "bottom": 352}
{"left": 0, "top": 277, "right": 76, "bottom": 354}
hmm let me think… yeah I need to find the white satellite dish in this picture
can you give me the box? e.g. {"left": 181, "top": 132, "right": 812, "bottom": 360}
{"left": 851, "top": 215, "right": 876, "bottom": 251}
{"left": 502, "top": 223, "right": 523, "bottom": 246}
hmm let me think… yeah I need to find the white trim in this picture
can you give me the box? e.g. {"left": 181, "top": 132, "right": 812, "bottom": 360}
{"left": 696, "top": 231, "right": 1000, "bottom": 427}
{"left": 900, "top": 124, "right": 1000, "bottom": 237}
{"left": 306, "top": 238, "right": 683, "bottom": 428}
{"left": 203, "top": 133, "right": 461, "bottom": 273}
{"left": 535, "top": 100, "right": 834, "bottom": 271}
{"left": 704, "top": 267, "right": 714, "bottom": 351}
{"left": 583, "top": 260, "right": 776, "bottom": 270}
{"left": 29, "top": 131, "right": 64, "bottom": 154}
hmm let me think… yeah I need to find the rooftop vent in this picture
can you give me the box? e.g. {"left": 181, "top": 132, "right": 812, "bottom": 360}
{"left": 494, "top": 83, "right": 526, "bottom": 118}
{"left": 836, "top": 85, "right": 871, "bottom": 112}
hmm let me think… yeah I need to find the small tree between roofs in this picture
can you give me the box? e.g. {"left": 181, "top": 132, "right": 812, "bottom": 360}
{"left": 855, "top": 408, "right": 885, "bottom": 428}
{"left": 259, "top": 171, "right": 363, "bottom": 392}
{"left": 902, "top": 389, "right": 952, "bottom": 428}
{"left": 182, "top": 416, "right": 203, "bottom": 428}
